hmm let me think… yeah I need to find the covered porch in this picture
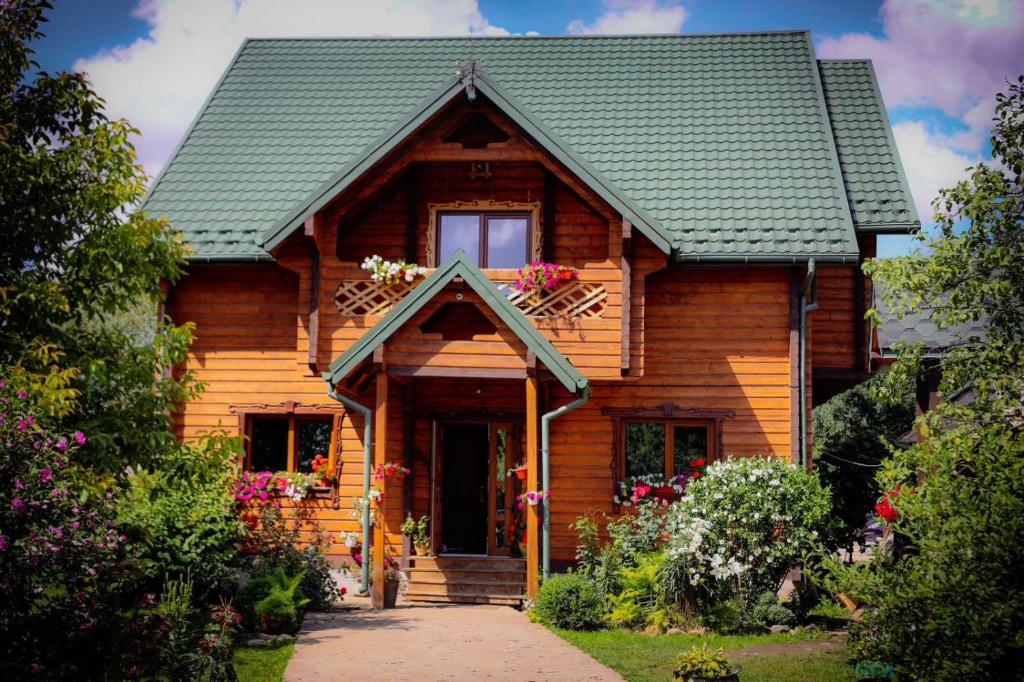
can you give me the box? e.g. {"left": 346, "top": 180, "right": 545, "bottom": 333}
{"left": 323, "top": 251, "right": 590, "bottom": 606}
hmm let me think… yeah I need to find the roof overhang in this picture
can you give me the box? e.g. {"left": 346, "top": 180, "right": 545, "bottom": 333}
{"left": 260, "top": 69, "right": 672, "bottom": 255}
{"left": 323, "top": 251, "right": 590, "bottom": 396}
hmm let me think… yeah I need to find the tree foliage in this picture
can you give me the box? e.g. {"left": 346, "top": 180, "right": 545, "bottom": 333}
{"left": 812, "top": 375, "right": 915, "bottom": 555}
{"left": 822, "top": 77, "right": 1024, "bottom": 680}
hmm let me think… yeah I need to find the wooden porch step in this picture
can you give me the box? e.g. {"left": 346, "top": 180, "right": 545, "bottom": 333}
{"left": 405, "top": 555, "right": 525, "bottom": 606}
{"left": 404, "top": 591, "right": 524, "bottom": 606}
{"left": 405, "top": 579, "right": 525, "bottom": 597}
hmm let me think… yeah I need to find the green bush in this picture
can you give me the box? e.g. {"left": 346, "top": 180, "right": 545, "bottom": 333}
{"left": 534, "top": 574, "right": 605, "bottom": 631}
{"left": 606, "top": 553, "right": 663, "bottom": 630}
{"left": 663, "top": 457, "right": 835, "bottom": 609}
{"left": 254, "top": 569, "right": 309, "bottom": 635}
{"left": 749, "top": 590, "right": 794, "bottom": 628}
{"left": 298, "top": 546, "right": 342, "bottom": 611}
{"left": 606, "top": 503, "right": 665, "bottom": 566}
{"left": 701, "top": 598, "right": 745, "bottom": 635}
{"left": 813, "top": 375, "right": 914, "bottom": 554}
{"left": 118, "top": 436, "right": 246, "bottom": 599}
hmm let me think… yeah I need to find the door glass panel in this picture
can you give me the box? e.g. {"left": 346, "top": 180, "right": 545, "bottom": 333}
{"left": 438, "top": 214, "right": 480, "bottom": 265}
{"left": 297, "top": 418, "right": 332, "bottom": 473}
{"left": 494, "top": 428, "right": 508, "bottom": 550}
{"left": 485, "top": 217, "right": 528, "bottom": 268}
{"left": 624, "top": 422, "right": 665, "bottom": 477}
{"left": 673, "top": 426, "right": 709, "bottom": 477}
{"left": 250, "top": 418, "right": 289, "bottom": 472}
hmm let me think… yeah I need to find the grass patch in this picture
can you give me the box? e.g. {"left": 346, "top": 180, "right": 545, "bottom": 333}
{"left": 233, "top": 641, "right": 295, "bottom": 682}
{"left": 554, "top": 629, "right": 855, "bottom": 682}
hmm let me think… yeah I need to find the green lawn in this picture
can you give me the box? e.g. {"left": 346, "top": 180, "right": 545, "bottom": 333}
{"left": 233, "top": 642, "right": 295, "bottom": 682}
{"left": 554, "top": 629, "right": 856, "bottom": 682}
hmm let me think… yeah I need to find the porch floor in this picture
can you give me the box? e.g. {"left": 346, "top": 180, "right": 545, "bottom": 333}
{"left": 285, "top": 601, "right": 623, "bottom": 681}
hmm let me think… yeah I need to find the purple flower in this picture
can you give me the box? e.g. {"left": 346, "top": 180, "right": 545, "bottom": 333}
{"left": 17, "top": 419, "right": 28, "bottom": 432}
{"left": 39, "top": 468, "right": 53, "bottom": 484}
{"left": 73, "top": 431, "right": 86, "bottom": 446}
{"left": 17, "top": 390, "right": 27, "bottom": 400}
{"left": 0, "top": 536, "right": 7, "bottom": 551}
{"left": 55, "top": 437, "right": 68, "bottom": 452}
{"left": 11, "top": 498, "right": 25, "bottom": 514}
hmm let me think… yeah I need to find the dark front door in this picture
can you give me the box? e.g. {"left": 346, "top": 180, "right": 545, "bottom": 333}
{"left": 440, "top": 422, "right": 489, "bottom": 554}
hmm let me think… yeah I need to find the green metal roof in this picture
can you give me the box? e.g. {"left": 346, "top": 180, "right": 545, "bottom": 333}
{"left": 143, "top": 32, "right": 917, "bottom": 263}
{"left": 323, "top": 250, "right": 590, "bottom": 395}
{"left": 818, "top": 60, "right": 919, "bottom": 232}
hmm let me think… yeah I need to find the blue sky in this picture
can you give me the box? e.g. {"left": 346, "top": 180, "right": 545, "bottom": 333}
{"left": 29, "top": 0, "right": 1024, "bottom": 257}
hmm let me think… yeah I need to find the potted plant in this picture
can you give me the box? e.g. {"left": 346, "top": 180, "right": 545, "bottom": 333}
{"left": 673, "top": 644, "right": 740, "bottom": 681}
{"left": 401, "top": 514, "right": 432, "bottom": 556}
{"left": 310, "top": 453, "right": 335, "bottom": 489}
{"left": 507, "top": 462, "right": 527, "bottom": 480}
{"left": 383, "top": 555, "right": 401, "bottom": 609}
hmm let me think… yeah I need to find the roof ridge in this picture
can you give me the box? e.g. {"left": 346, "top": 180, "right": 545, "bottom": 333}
{"left": 242, "top": 29, "right": 811, "bottom": 43}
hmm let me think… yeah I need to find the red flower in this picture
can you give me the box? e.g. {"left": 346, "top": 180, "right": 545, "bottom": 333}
{"left": 689, "top": 458, "right": 706, "bottom": 468}
{"left": 875, "top": 497, "right": 898, "bottom": 524}
{"left": 691, "top": 471, "right": 701, "bottom": 479}
{"left": 340, "top": 587, "right": 347, "bottom": 596}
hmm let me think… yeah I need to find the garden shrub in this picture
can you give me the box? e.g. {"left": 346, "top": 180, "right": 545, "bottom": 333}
{"left": 593, "top": 545, "right": 624, "bottom": 598}
{"left": 813, "top": 374, "right": 914, "bottom": 555}
{"left": 254, "top": 569, "right": 310, "bottom": 635}
{"left": 570, "top": 514, "right": 601, "bottom": 577}
{"left": 662, "top": 457, "right": 834, "bottom": 612}
{"left": 118, "top": 435, "right": 246, "bottom": 599}
{"left": 749, "top": 590, "right": 794, "bottom": 628}
{"left": 606, "top": 553, "right": 664, "bottom": 630}
{"left": 606, "top": 503, "right": 665, "bottom": 566}
{"left": 533, "top": 574, "right": 605, "bottom": 631}
{"left": 298, "top": 546, "right": 343, "bottom": 611}
{"left": 701, "top": 598, "right": 745, "bottom": 635}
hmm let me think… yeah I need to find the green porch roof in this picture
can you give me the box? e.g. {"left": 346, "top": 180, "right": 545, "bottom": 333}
{"left": 143, "top": 32, "right": 918, "bottom": 263}
{"left": 323, "top": 251, "right": 590, "bottom": 395}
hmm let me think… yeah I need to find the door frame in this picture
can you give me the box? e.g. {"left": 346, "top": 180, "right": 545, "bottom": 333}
{"left": 432, "top": 417, "right": 522, "bottom": 556}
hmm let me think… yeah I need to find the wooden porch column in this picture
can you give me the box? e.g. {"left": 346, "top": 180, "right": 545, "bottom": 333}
{"left": 525, "top": 375, "right": 540, "bottom": 598}
{"left": 372, "top": 358, "right": 388, "bottom": 608}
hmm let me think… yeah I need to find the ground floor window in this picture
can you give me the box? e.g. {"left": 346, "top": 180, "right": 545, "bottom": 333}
{"left": 245, "top": 414, "right": 333, "bottom": 473}
{"left": 604, "top": 404, "right": 734, "bottom": 495}
{"left": 624, "top": 420, "right": 714, "bottom": 479}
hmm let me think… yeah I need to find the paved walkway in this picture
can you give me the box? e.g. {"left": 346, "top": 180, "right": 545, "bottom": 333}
{"left": 285, "top": 600, "right": 623, "bottom": 681}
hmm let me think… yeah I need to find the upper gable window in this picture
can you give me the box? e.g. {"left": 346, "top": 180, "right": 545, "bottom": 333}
{"left": 438, "top": 212, "right": 530, "bottom": 268}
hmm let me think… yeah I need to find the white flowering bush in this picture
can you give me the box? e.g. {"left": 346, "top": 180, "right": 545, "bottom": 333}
{"left": 663, "top": 457, "right": 834, "bottom": 605}
{"left": 361, "top": 254, "right": 427, "bottom": 284}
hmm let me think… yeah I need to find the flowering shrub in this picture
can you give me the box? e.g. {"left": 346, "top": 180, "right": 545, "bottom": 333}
{"left": 663, "top": 457, "right": 834, "bottom": 607}
{"left": 0, "top": 385, "right": 136, "bottom": 676}
{"left": 361, "top": 254, "right": 428, "bottom": 284}
{"left": 513, "top": 261, "right": 579, "bottom": 295}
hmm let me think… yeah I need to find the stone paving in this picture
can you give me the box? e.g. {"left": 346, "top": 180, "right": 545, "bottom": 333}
{"left": 284, "top": 598, "right": 623, "bottom": 681}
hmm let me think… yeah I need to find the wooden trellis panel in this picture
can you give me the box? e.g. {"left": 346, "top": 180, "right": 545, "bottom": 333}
{"left": 334, "top": 279, "right": 607, "bottom": 319}
{"left": 333, "top": 279, "right": 417, "bottom": 316}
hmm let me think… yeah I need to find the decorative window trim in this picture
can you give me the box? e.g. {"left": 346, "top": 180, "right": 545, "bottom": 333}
{"left": 603, "top": 403, "right": 735, "bottom": 501}
{"left": 426, "top": 200, "right": 541, "bottom": 267}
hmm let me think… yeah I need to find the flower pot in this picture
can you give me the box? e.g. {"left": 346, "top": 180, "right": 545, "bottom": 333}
{"left": 414, "top": 543, "right": 432, "bottom": 557}
{"left": 515, "top": 468, "right": 527, "bottom": 481}
{"left": 384, "top": 579, "right": 399, "bottom": 608}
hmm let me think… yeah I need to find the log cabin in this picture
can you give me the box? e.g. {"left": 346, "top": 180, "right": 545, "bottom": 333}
{"left": 144, "top": 32, "right": 918, "bottom": 605}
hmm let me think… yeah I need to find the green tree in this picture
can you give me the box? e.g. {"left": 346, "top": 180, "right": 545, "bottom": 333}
{"left": 821, "top": 77, "right": 1024, "bottom": 680}
{"left": 0, "top": 0, "right": 198, "bottom": 475}
{"left": 812, "top": 375, "right": 915, "bottom": 557}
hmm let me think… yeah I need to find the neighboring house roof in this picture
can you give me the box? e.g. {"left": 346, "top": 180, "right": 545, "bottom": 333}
{"left": 874, "top": 286, "right": 988, "bottom": 358}
{"left": 323, "top": 250, "right": 590, "bottom": 395}
{"left": 143, "top": 32, "right": 917, "bottom": 263}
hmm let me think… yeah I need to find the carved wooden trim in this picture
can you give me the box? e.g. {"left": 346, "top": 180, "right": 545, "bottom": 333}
{"left": 426, "top": 200, "right": 542, "bottom": 267}
{"left": 229, "top": 402, "right": 345, "bottom": 416}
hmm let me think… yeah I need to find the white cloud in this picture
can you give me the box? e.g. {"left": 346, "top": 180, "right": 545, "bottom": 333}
{"left": 567, "top": 0, "right": 686, "bottom": 35}
{"left": 74, "top": 0, "right": 509, "bottom": 179}
{"left": 892, "top": 121, "right": 982, "bottom": 221}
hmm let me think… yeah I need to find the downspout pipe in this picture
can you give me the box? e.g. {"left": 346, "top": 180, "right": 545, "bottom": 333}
{"left": 326, "top": 385, "right": 373, "bottom": 595}
{"left": 798, "top": 259, "right": 818, "bottom": 468}
{"left": 540, "top": 384, "right": 591, "bottom": 580}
